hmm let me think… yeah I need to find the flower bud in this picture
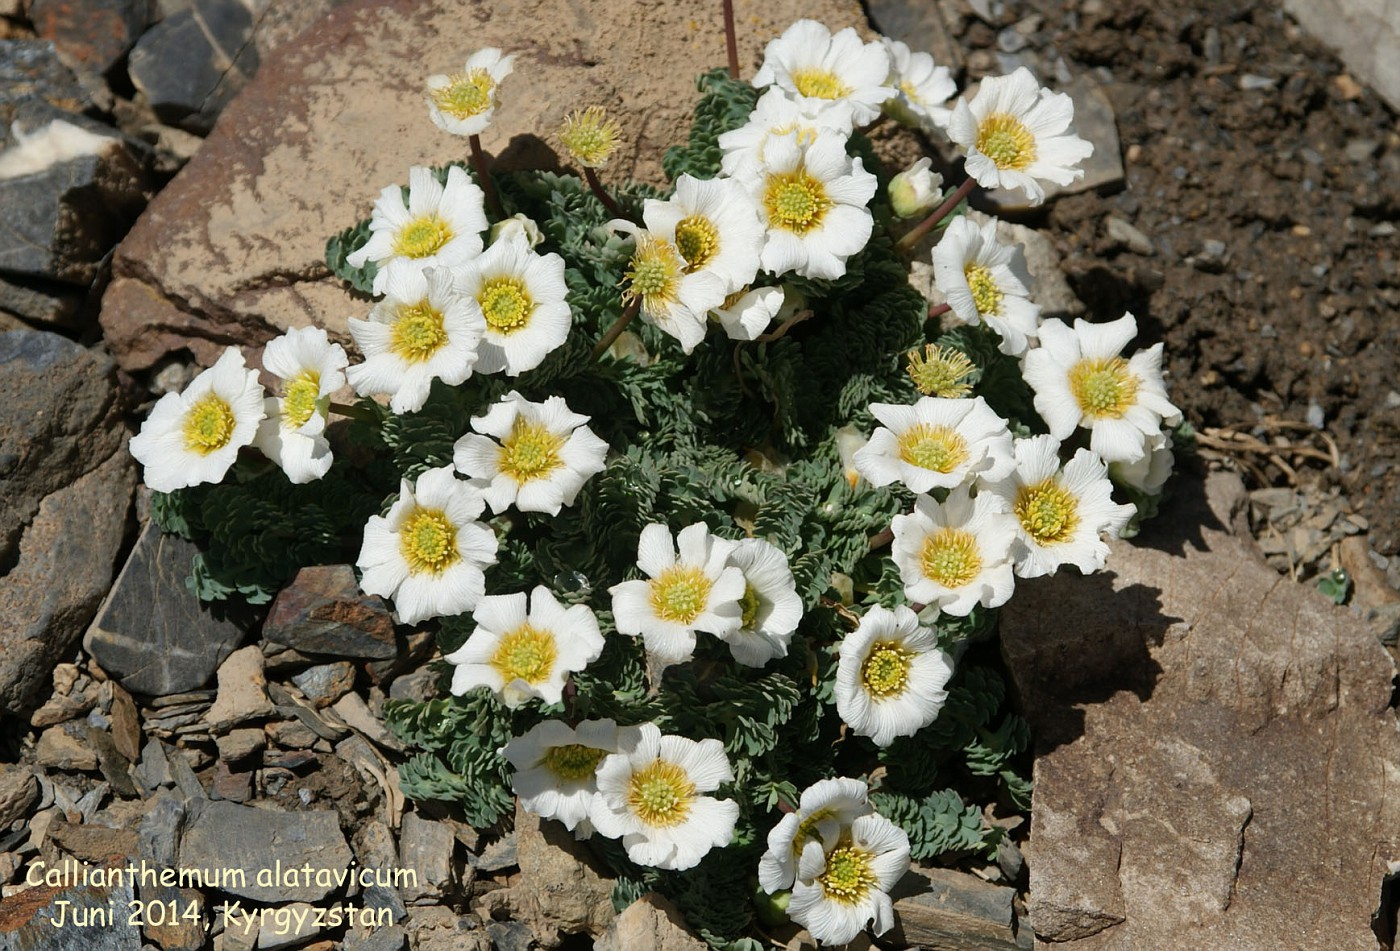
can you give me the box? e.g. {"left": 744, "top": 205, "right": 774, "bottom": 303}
{"left": 888, "top": 157, "right": 943, "bottom": 219}
{"left": 489, "top": 213, "right": 544, "bottom": 248}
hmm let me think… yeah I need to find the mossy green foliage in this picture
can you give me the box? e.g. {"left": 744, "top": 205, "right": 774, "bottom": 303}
{"left": 157, "top": 70, "right": 1037, "bottom": 947}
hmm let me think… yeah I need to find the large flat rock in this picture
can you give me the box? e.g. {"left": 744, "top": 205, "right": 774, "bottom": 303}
{"left": 1000, "top": 470, "right": 1400, "bottom": 950}
{"left": 1283, "top": 0, "right": 1400, "bottom": 114}
{"left": 98, "top": 0, "right": 869, "bottom": 371}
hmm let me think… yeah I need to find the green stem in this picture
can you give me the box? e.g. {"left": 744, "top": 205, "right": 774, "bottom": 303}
{"left": 329, "top": 401, "right": 377, "bottom": 422}
{"left": 591, "top": 298, "right": 642, "bottom": 361}
{"left": 895, "top": 177, "right": 977, "bottom": 255}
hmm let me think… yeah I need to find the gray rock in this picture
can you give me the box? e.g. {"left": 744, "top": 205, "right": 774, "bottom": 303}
{"left": 486, "top": 920, "right": 534, "bottom": 951}
{"left": 0, "top": 105, "right": 150, "bottom": 285}
{"left": 0, "top": 880, "right": 141, "bottom": 950}
{"left": 179, "top": 800, "right": 352, "bottom": 902}
{"left": 343, "top": 924, "right": 408, "bottom": 951}
{"left": 0, "top": 330, "right": 133, "bottom": 717}
{"left": 469, "top": 833, "right": 518, "bottom": 874}
{"left": 0, "top": 763, "right": 38, "bottom": 828}
{"left": 0, "top": 273, "right": 83, "bottom": 328}
{"left": 138, "top": 791, "right": 187, "bottom": 866}
{"left": 1001, "top": 472, "right": 1400, "bottom": 949}
{"left": 865, "top": 0, "right": 963, "bottom": 74}
{"left": 290, "top": 662, "right": 356, "bottom": 708}
{"left": 399, "top": 813, "right": 456, "bottom": 904}
{"left": 27, "top": 0, "right": 153, "bottom": 78}
{"left": 255, "top": 902, "right": 320, "bottom": 949}
{"left": 0, "top": 40, "right": 93, "bottom": 121}
{"left": 127, "top": 0, "right": 260, "bottom": 134}
{"left": 1105, "top": 216, "right": 1155, "bottom": 256}
{"left": 352, "top": 820, "right": 407, "bottom": 924}
{"left": 85, "top": 523, "right": 246, "bottom": 698}
{"left": 884, "top": 865, "right": 1022, "bottom": 949}
{"left": 216, "top": 727, "right": 267, "bottom": 764}
{"left": 263, "top": 564, "right": 397, "bottom": 660}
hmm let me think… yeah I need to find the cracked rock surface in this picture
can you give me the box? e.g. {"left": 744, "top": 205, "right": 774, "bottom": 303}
{"left": 1000, "top": 469, "right": 1400, "bottom": 950}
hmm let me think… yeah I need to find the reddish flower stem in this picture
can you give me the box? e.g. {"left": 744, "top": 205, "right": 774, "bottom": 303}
{"left": 722, "top": 0, "right": 741, "bottom": 79}
{"left": 591, "top": 298, "right": 642, "bottom": 361}
{"left": 469, "top": 134, "right": 504, "bottom": 220}
{"left": 895, "top": 177, "right": 977, "bottom": 254}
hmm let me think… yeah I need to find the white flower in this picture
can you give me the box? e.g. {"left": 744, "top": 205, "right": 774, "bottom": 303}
{"left": 718, "top": 88, "right": 855, "bottom": 182}
{"left": 130, "top": 347, "right": 265, "bottom": 493}
{"left": 853, "top": 396, "right": 1015, "bottom": 493}
{"left": 719, "top": 538, "right": 803, "bottom": 667}
{"left": 985, "top": 434, "right": 1137, "bottom": 578}
{"left": 711, "top": 286, "right": 784, "bottom": 341}
{"left": 356, "top": 466, "right": 498, "bottom": 624}
{"left": 251, "top": 327, "right": 348, "bottom": 484}
{"left": 835, "top": 423, "right": 868, "bottom": 489}
{"left": 752, "top": 20, "right": 895, "bottom": 126}
{"left": 589, "top": 722, "right": 739, "bottom": 871}
{"left": 346, "top": 265, "right": 485, "bottom": 415}
{"left": 932, "top": 216, "right": 1040, "bottom": 356}
{"left": 946, "top": 67, "right": 1093, "bottom": 205}
{"left": 1110, "top": 431, "right": 1174, "bottom": 495}
{"left": 642, "top": 174, "right": 764, "bottom": 295}
{"left": 454, "top": 234, "right": 572, "bottom": 376}
{"left": 452, "top": 390, "right": 608, "bottom": 515}
{"left": 615, "top": 224, "right": 727, "bottom": 354}
{"left": 887, "top": 157, "right": 943, "bottom": 219}
{"left": 743, "top": 129, "right": 877, "bottom": 281}
{"left": 347, "top": 165, "right": 488, "bottom": 295}
{"left": 444, "top": 585, "right": 604, "bottom": 707}
{"left": 1022, "top": 313, "right": 1182, "bottom": 464}
{"left": 609, "top": 523, "right": 746, "bottom": 666}
{"left": 882, "top": 38, "right": 956, "bottom": 129}
{"left": 890, "top": 488, "right": 1018, "bottom": 616}
{"left": 501, "top": 719, "right": 631, "bottom": 834}
{"left": 489, "top": 213, "right": 544, "bottom": 249}
{"left": 834, "top": 604, "right": 954, "bottom": 747}
{"left": 787, "top": 812, "right": 911, "bottom": 945}
{"left": 425, "top": 48, "right": 515, "bottom": 138}
{"left": 758, "top": 777, "right": 872, "bottom": 893}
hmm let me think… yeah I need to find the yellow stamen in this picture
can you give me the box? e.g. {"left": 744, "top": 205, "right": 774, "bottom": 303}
{"left": 648, "top": 565, "right": 712, "bottom": 625}
{"left": 489, "top": 624, "right": 558, "bottom": 685}
{"left": 627, "top": 760, "right": 695, "bottom": 827}
{"left": 896, "top": 423, "right": 970, "bottom": 474}
{"left": 281, "top": 371, "right": 321, "bottom": 429}
{"left": 429, "top": 69, "right": 495, "bottom": 120}
{"left": 392, "top": 214, "right": 454, "bottom": 259}
{"left": 182, "top": 394, "right": 236, "bottom": 455}
{"left": 819, "top": 843, "right": 880, "bottom": 904}
{"left": 399, "top": 508, "right": 460, "bottom": 574}
{"left": 391, "top": 299, "right": 449, "bottom": 363}
{"left": 964, "top": 264, "right": 1003, "bottom": 316}
{"left": 907, "top": 345, "right": 976, "bottom": 398}
{"left": 1068, "top": 356, "right": 1140, "bottom": 419}
{"left": 919, "top": 528, "right": 982, "bottom": 588}
{"left": 1014, "top": 478, "right": 1080, "bottom": 545}
{"left": 558, "top": 106, "right": 622, "bottom": 169}
{"left": 478, "top": 276, "right": 534, "bottom": 335}
{"left": 498, "top": 419, "right": 564, "bottom": 483}
{"left": 790, "top": 68, "right": 852, "bottom": 101}
{"left": 976, "top": 113, "right": 1036, "bottom": 171}
{"left": 623, "top": 236, "right": 685, "bottom": 314}
{"left": 674, "top": 215, "right": 720, "bottom": 272}
{"left": 763, "top": 170, "right": 830, "bottom": 235}
{"left": 861, "top": 641, "right": 913, "bottom": 699}
{"left": 544, "top": 743, "right": 606, "bottom": 781}
{"left": 739, "top": 583, "right": 762, "bottom": 630}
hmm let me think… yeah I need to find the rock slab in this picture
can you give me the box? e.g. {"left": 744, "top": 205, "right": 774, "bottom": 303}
{"left": 1283, "top": 0, "right": 1400, "bottom": 113}
{"left": 84, "top": 522, "right": 245, "bottom": 698}
{"left": 263, "top": 564, "right": 396, "bottom": 659}
{"left": 1000, "top": 471, "right": 1400, "bottom": 950}
{"left": 178, "top": 800, "right": 352, "bottom": 902}
{"left": 99, "top": 0, "right": 871, "bottom": 371}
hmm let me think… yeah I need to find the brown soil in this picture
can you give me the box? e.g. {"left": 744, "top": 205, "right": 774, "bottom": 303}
{"left": 948, "top": 0, "right": 1400, "bottom": 554}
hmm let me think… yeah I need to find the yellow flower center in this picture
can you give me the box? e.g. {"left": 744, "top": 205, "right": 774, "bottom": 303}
{"left": 543, "top": 743, "right": 606, "bottom": 781}
{"left": 489, "top": 624, "right": 558, "bottom": 685}
{"left": 739, "top": 583, "right": 762, "bottom": 631}
{"left": 976, "top": 113, "right": 1037, "bottom": 171}
{"left": 478, "top": 276, "right": 534, "bottom": 335}
{"left": 392, "top": 214, "right": 454, "bottom": 259}
{"left": 896, "top": 423, "right": 970, "bottom": 474}
{"left": 907, "top": 345, "right": 976, "bottom": 398}
{"left": 1068, "top": 356, "right": 1140, "bottom": 419}
{"left": 429, "top": 69, "right": 495, "bottom": 119}
{"left": 790, "top": 67, "right": 852, "bottom": 101}
{"left": 498, "top": 419, "right": 565, "bottom": 483}
{"left": 624, "top": 236, "right": 685, "bottom": 313}
{"left": 558, "top": 106, "right": 621, "bottom": 169}
{"left": 1014, "top": 478, "right": 1080, "bottom": 545}
{"left": 182, "top": 394, "right": 237, "bottom": 454}
{"left": 898, "top": 79, "right": 923, "bottom": 104}
{"left": 627, "top": 760, "right": 696, "bottom": 827}
{"left": 861, "top": 641, "right": 913, "bottom": 699}
{"left": 794, "top": 807, "right": 835, "bottom": 854}
{"left": 819, "top": 844, "right": 880, "bottom": 905}
{"left": 919, "top": 528, "right": 983, "bottom": 588}
{"left": 963, "top": 264, "right": 1003, "bottom": 317}
{"left": 769, "top": 120, "right": 819, "bottom": 148}
{"left": 399, "top": 508, "right": 460, "bottom": 575}
{"left": 281, "top": 371, "right": 321, "bottom": 430}
{"left": 674, "top": 214, "right": 720, "bottom": 272}
{"left": 763, "top": 171, "right": 830, "bottom": 235}
{"left": 391, "top": 299, "right": 449, "bottom": 363}
{"left": 648, "top": 565, "right": 712, "bottom": 625}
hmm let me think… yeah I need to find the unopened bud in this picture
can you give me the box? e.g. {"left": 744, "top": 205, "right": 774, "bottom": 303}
{"left": 888, "top": 157, "right": 943, "bottom": 219}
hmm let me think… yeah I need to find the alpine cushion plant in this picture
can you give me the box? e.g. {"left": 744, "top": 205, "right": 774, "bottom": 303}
{"left": 132, "top": 8, "right": 1184, "bottom": 947}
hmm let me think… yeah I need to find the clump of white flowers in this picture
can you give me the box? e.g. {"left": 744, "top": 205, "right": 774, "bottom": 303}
{"left": 128, "top": 20, "right": 1179, "bottom": 951}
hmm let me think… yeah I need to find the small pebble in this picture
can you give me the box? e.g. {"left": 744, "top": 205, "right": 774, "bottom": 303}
{"left": 1239, "top": 74, "right": 1277, "bottom": 91}
{"left": 1306, "top": 401, "right": 1325, "bottom": 429}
